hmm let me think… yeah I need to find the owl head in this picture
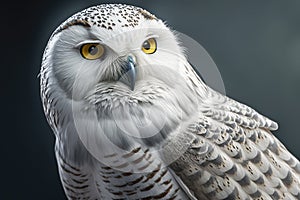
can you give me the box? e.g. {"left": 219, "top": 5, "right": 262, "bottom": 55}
{"left": 41, "top": 4, "right": 207, "bottom": 163}
{"left": 44, "top": 4, "right": 200, "bottom": 102}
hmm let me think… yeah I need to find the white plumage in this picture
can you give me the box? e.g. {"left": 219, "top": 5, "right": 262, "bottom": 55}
{"left": 40, "top": 4, "right": 300, "bottom": 199}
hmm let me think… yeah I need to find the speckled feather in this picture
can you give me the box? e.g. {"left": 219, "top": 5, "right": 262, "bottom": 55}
{"left": 54, "top": 4, "right": 157, "bottom": 35}
{"left": 40, "top": 4, "right": 300, "bottom": 200}
{"left": 170, "top": 88, "right": 300, "bottom": 199}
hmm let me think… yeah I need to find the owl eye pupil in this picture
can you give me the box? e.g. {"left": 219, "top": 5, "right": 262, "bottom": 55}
{"left": 143, "top": 41, "right": 150, "bottom": 50}
{"left": 80, "top": 43, "right": 104, "bottom": 60}
{"left": 88, "top": 45, "right": 98, "bottom": 55}
{"left": 141, "top": 38, "right": 157, "bottom": 54}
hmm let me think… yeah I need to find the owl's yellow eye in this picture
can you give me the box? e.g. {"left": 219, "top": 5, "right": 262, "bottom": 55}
{"left": 80, "top": 43, "right": 104, "bottom": 60}
{"left": 141, "top": 38, "right": 157, "bottom": 54}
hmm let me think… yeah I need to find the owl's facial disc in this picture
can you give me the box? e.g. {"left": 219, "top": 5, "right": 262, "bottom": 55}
{"left": 118, "top": 55, "right": 136, "bottom": 91}
{"left": 76, "top": 35, "right": 159, "bottom": 91}
{"left": 51, "top": 8, "right": 183, "bottom": 100}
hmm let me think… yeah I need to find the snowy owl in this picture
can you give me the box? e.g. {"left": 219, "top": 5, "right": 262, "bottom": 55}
{"left": 40, "top": 4, "right": 300, "bottom": 200}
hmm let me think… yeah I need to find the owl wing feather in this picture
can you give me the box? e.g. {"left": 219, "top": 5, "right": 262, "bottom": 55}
{"left": 170, "top": 88, "right": 300, "bottom": 199}
{"left": 55, "top": 142, "right": 104, "bottom": 200}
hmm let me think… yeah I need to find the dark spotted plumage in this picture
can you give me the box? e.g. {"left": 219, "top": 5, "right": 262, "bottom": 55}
{"left": 54, "top": 4, "right": 156, "bottom": 35}
{"left": 170, "top": 89, "right": 300, "bottom": 199}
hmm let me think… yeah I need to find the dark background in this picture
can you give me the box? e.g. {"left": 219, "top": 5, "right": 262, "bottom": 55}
{"left": 2, "top": 0, "right": 300, "bottom": 199}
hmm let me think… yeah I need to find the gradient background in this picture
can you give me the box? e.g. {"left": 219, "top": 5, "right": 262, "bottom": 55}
{"left": 2, "top": 0, "right": 300, "bottom": 199}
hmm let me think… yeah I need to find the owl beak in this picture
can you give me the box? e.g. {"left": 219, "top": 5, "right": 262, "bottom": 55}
{"left": 119, "top": 55, "right": 136, "bottom": 91}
